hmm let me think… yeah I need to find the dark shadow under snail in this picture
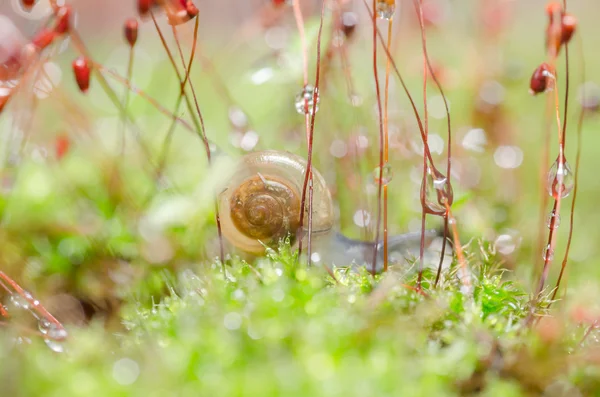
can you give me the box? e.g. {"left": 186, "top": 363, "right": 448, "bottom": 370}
{"left": 217, "top": 150, "right": 451, "bottom": 273}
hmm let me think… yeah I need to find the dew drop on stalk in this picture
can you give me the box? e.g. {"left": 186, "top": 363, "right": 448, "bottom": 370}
{"left": 44, "top": 338, "right": 65, "bottom": 353}
{"left": 543, "top": 244, "right": 555, "bottom": 262}
{"left": 10, "top": 294, "right": 30, "bottom": 310}
{"left": 372, "top": 163, "right": 393, "bottom": 185}
{"left": 38, "top": 318, "right": 51, "bottom": 335}
{"left": 376, "top": 0, "right": 396, "bottom": 20}
{"left": 295, "top": 85, "right": 319, "bottom": 115}
{"left": 547, "top": 157, "right": 574, "bottom": 199}
{"left": 48, "top": 326, "right": 68, "bottom": 340}
{"left": 422, "top": 166, "right": 452, "bottom": 215}
{"left": 547, "top": 210, "right": 561, "bottom": 229}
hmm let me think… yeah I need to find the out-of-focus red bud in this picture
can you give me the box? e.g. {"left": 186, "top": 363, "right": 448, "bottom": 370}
{"left": 53, "top": 6, "right": 71, "bottom": 35}
{"left": 561, "top": 13, "right": 577, "bottom": 45}
{"left": 545, "top": 2, "right": 562, "bottom": 21}
{"left": 138, "top": 0, "right": 154, "bottom": 17}
{"left": 32, "top": 29, "right": 56, "bottom": 50}
{"left": 55, "top": 134, "right": 71, "bottom": 159}
{"left": 186, "top": 1, "right": 199, "bottom": 18}
{"left": 124, "top": 18, "right": 139, "bottom": 47}
{"left": 529, "top": 63, "right": 552, "bottom": 95}
{"left": 72, "top": 56, "right": 91, "bottom": 93}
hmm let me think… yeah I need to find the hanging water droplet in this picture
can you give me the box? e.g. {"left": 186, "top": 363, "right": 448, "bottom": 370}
{"left": 295, "top": 85, "right": 319, "bottom": 115}
{"left": 44, "top": 338, "right": 65, "bottom": 353}
{"left": 547, "top": 157, "right": 575, "bottom": 199}
{"left": 421, "top": 167, "right": 452, "bottom": 215}
{"left": 542, "top": 244, "right": 555, "bottom": 262}
{"left": 38, "top": 318, "right": 52, "bottom": 335}
{"left": 547, "top": 210, "right": 561, "bottom": 229}
{"left": 376, "top": 0, "right": 396, "bottom": 20}
{"left": 372, "top": 163, "right": 393, "bottom": 185}
{"left": 48, "top": 326, "right": 68, "bottom": 340}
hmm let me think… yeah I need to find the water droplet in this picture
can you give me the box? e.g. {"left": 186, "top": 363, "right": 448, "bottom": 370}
{"left": 13, "top": 336, "right": 32, "bottom": 345}
{"left": 38, "top": 318, "right": 51, "bottom": 334}
{"left": 495, "top": 234, "right": 516, "bottom": 255}
{"left": 494, "top": 145, "right": 523, "bottom": 169}
{"left": 353, "top": 209, "right": 371, "bottom": 228}
{"left": 372, "top": 163, "right": 393, "bottom": 185}
{"left": 112, "top": 358, "right": 140, "bottom": 385}
{"left": 350, "top": 93, "right": 363, "bottom": 107}
{"left": 228, "top": 106, "right": 248, "bottom": 128}
{"left": 44, "top": 338, "right": 65, "bottom": 353}
{"left": 578, "top": 81, "right": 600, "bottom": 112}
{"left": 295, "top": 85, "right": 319, "bottom": 115}
{"left": 543, "top": 244, "right": 555, "bottom": 262}
{"left": 329, "top": 139, "right": 347, "bottom": 158}
{"left": 240, "top": 130, "right": 259, "bottom": 151}
{"left": 547, "top": 157, "right": 575, "bottom": 199}
{"left": 421, "top": 167, "right": 452, "bottom": 215}
{"left": 10, "top": 294, "right": 30, "bottom": 310}
{"left": 547, "top": 210, "right": 561, "bottom": 229}
{"left": 264, "top": 26, "right": 288, "bottom": 50}
{"left": 223, "top": 312, "right": 242, "bottom": 330}
{"left": 250, "top": 67, "right": 274, "bottom": 85}
{"left": 479, "top": 80, "right": 505, "bottom": 106}
{"left": 376, "top": 0, "right": 396, "bottom": 20}
{"left": 462, "top": 128, "right": 487, "bottom": 153}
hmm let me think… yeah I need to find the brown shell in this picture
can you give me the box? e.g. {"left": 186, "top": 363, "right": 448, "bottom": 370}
{"left": 218, "top": 150, "right": 334, "bottom": 254}
{"left": 230, "top": 174, "right": 300, "bottom": 241}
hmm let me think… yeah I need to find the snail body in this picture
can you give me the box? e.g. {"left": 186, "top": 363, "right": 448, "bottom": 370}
{"left": 217, "top": 150, "right": 451, "bottom": 271}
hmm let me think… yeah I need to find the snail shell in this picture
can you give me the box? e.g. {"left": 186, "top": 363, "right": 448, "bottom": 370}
{"left": 218, "top": 150, "right": 334, "bottom": 254}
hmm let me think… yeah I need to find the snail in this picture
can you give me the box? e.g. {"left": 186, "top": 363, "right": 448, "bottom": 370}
{"left": 217, "top": 150, "right": 451, "bottom": 272}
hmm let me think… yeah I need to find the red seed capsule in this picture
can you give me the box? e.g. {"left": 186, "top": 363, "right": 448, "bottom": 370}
{"left": 529, "top": 63, "right": 552, "bottom": 95}
{"left": 55, "top": 134, "right": 70, "bottom": 159}
{"left": 53, "top": 6, "right": 71, "bottom": 35}
{"left": 124, "top": 18, "right": 139, "bottom": 47}
{"left": 138, "top": 0, "right": 153, "bottom": 17}
{"left": 186, "top": 1, "right": 199, "bottom": 18}
{"left": 72, "top": 56, "right": 91, "bottom": 93}
{"left": 272, "top": 0, "right": 288, "bottom": 6}
{"left": 31, "top": 29, "right": 56, "bottom": 50}
{"left": 560, "top": 13, "right": 577, "bottom": 45}
{"left": 545, "top": 2, "right": 562, "bottom": 21}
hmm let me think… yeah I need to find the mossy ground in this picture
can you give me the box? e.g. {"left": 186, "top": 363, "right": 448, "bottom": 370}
{"left": 1, "top": 238, "right": 597, "bottom": 396}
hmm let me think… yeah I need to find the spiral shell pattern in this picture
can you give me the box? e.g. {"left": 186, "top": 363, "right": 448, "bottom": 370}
{"left": 218, "top": 150, "right": 334, "bottom": 254}
{"left": 230, "top": 174, "right": 300, "bottom": 241}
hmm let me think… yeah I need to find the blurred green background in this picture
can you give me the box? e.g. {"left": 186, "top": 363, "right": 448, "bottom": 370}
{"left": 1, "top": 0, "right": 600, "bottom": 300}
{"left": 2, "top": 1, "right": 600, "bottom": 396}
